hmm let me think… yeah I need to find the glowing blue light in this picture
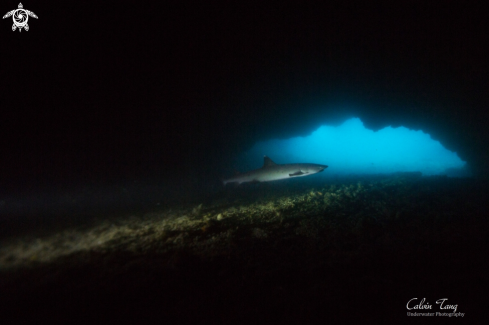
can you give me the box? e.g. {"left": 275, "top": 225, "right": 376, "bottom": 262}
{"left": 241, "top": 118, "right": 467, "bottom": 177}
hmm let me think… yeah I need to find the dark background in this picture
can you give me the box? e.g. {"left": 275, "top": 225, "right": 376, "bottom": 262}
{"left": 1, "top": 2, "right": 489, "bottom": 323}
{"left": 1, "top": 0, "right": 488, "bottom": 194}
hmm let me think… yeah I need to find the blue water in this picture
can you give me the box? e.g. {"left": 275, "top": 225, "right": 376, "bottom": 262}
{"left": 241, "top": 118, "right": 467, "bottom": 177}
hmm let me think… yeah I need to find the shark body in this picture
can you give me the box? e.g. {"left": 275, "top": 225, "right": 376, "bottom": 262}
{"left": 223, "top": 156, "right": 328, "bottom": 185}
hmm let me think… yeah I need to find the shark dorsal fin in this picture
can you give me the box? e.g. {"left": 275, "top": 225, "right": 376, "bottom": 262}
{"left": 263, "top": 156, "right": 277, "bottom": 168}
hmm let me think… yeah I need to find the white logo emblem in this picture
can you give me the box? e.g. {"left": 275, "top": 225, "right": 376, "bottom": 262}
{"left": 3, "top": 3, "right": 37, "bottom": 32}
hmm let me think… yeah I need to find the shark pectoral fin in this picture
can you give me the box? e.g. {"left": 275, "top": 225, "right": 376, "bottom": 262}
{"left": 289, "top": 171, "right": 305, "bottom": 177}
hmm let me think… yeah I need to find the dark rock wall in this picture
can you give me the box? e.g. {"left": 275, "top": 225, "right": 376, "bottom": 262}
{"left": 1, "top": 1, "right": 488, "bottom": 193}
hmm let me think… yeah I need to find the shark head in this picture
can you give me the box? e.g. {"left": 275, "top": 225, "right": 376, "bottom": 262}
{"left": 302, "top": 164, "right": 328, "bottom": 174}
{"left": 287, "top": 163, "right": 328, "bottom": 177}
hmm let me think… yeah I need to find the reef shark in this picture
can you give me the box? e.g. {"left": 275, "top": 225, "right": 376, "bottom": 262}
{"left": 223, "top": 156, "right": 328, "bottom": 185}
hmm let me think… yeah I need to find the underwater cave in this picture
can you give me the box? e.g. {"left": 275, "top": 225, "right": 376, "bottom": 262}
{"left": 238, "top": 117, "right": 469, "bottom": 178}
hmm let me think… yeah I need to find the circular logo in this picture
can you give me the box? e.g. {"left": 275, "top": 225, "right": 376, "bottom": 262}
{"left": 13, "top": 9, "right": 28, "bottom": 28}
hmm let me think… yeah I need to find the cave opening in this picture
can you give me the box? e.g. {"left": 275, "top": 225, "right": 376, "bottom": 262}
{"left": 239, "top": 118, "right": 469, "bottom": 178}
